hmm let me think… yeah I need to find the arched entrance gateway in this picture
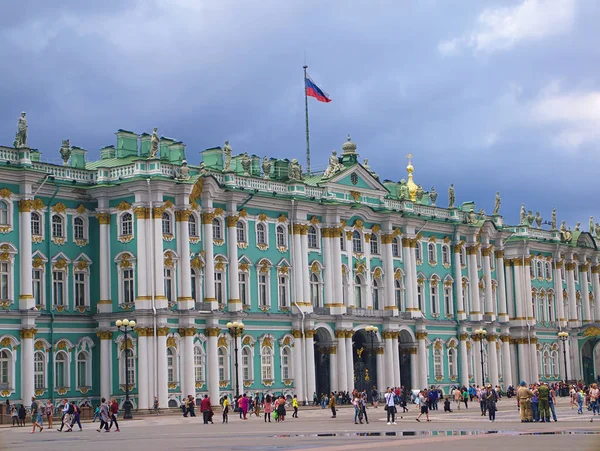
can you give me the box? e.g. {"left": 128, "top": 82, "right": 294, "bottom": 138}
{"left": 399, "top": 329, "right": 415, "bottom": 390}
{"left": 352, "top": 329, "right": 378, "bottom": 397}
{"left": 581, "top": 338, "right": 600, "bottom": 385}
{"left": 314, "top": 327, "right": 334, "bottom": 399}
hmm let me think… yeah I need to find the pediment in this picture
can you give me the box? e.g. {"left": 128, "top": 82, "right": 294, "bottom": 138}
{"left": 323, "top": 165, "right": 388, "bottom": 193}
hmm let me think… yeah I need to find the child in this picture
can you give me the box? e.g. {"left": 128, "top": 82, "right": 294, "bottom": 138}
{"left": 92, "top": 405, "right": 100, "bottom": 422}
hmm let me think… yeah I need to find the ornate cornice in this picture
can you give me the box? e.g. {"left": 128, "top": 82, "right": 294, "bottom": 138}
{"left": 494, "top": 249, "right": 504, "bottom": 259}
{"left": 18, "top": 199, "right": 33, "bottom": 213}
{"left": 304, "top": 329, "right": 317, "bottom": 339}
{"left": 292, "top": 329, "right": 303, "bottom": 339}
{"left": 459, "top": 333, "right": 469, "bottom": 341}
{"left": 565, "top": 262, "right": 577, "bottom": 271}
{"left": 133, "top": 206, "right": 150, "bottom": 219}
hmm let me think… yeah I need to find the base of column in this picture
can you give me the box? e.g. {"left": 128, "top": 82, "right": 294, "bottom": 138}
{"left": 328, "top": 306, "right": 347, "bottom": 315}
{"left": 293, "top": 303, "right": 313, "bottom": 314}
{"left": 135, "top": 298, "right": 152, "bottom": 310}
{"left": 457, "top": 312, "right": 467, "bottom": 321}
{"left": 203, "top": 298, "right": 219, "bottom": 311}
{"left": 227, "top": 299, "right": 243, "bottom": 313}
{"left": 384, "top": 306, "right": 399, "bottom": 317}
{"left": 497, "top": 314, "right": 509, "bottom": 323}
{"left": 155, "top": 296, "right": 168, "bottom": 309}
{"left": 19, "top": 294, "right": 35, "bottom": 311}
{"left": 469, "top": 313, "right": 482, "bottom": 322}
{"left": 177, "top": 297, "right": 195, "bottom": 310}
{"left": 407, "top": 308, "right": 421, "bottom": 319}
{"left": 483, "top": 313, "right": 496, "bottom": 322}
{"left": 97, "top": 300, "right": 113, "bottom": 313}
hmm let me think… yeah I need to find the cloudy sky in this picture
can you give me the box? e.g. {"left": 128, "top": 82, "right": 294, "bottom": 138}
{"left": 1, "top": 0, "right": 598, "bottom": 227}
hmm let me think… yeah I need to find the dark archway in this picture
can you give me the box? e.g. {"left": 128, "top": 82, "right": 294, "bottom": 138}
{"left": 399, "top": 330, "right": 414, "bottom": 390}
{"left": 581, "top": 338, "right": 600, "bottom": 384}
{"left": 352, "top": 330, "right": 377, "bottom": 396}
{"left": 314, "top": 328, "right": 332, "bottom": 399}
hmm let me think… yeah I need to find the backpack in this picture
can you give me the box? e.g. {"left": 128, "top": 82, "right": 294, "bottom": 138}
{"left": 67, "top": 403, "right": 75, "bottom": 414}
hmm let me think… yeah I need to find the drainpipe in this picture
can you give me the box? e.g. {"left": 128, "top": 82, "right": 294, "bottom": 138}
{"left": 45, "top": 182, "right": 60, "bottom": 405}
{"left": 147, "top": 179, "right": 158, "bottom": 399}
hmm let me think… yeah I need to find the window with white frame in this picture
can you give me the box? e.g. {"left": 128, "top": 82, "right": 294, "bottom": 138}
{"left": 434, "top": 346, "right": 443, "bottom": 379}
{"left": 428, "top": 243, "right": 436, "bottom": 263}
{"left": 239, "top": 272, "right": 249, "bottom": 306}
{"left": 352, "top": 231, "right": 363, "bottom": 253}
{"left": 547, "top": 292, "right": 555, "bottom": 322}
{"left": 194, "top": 345, "right": 205, "bottom": 383}
{"left": 276, "top": 225, "right": 286, "bottom": 248}
{"left": 215, "top": 272, "right": 224, "bottom": 304}
{"left": 0, "top": 349, "right": 12, "bottom": 389}
{"left": 444, "top": 284, "right": 453, "bottom": 316}
{"left": 188, "top": 214, "right": 198, "bottom": 238}
{"left": 448, "top": 347, "right": 458, "bottom": 378}
{"left": 120, "top": 348, "right": 135, "bottom": 387}
{"left": 278, "top": 274, "right": 288, "bottom": 307}
{"left": 415, "top": 242, "right": 422, "bottom": 262}
{"left": 167, "top": 347, "right": 177, "bottom": 384}
{"left": 442, "top": 245, "right": 450, "bottom": 265}
{"left": 51, "top": 214, "right": 64, "bottom": 238}
{"left": 460, "top": 247, "right": 466, "bottom": 266}
{"left": 123, "top": 267, "right": 135, "bottom": 304}
{"left": 0, "top": 201, "right": 8, "bottom": 225}
{"left": 340, "top": 230, "right": 346, "bottom": 251}
{"left": 31, "top": 212, "right": 41, "bottom": 236}
{"left": 73, "top": 217, "right": 85, "bottom": 240}
{"left": 261, "top": 346, "right": 273, "bottom": 381}
{"left": 32, "top": 268, "right": 43, "bottom": 307}
{"left": 551, "top": 350, "right": 559, "bottom": 377}
{"left": 354, "top": 274, "right": 363, "bottom": 308}
{"left": 236, "top": 221, "right": 246, "bottom": 243}
{"left": 310, "top": 273, "right": 322, "bottom": 307}
{"left": 76, "top": 350, "right": 90, "bottom": 387}
{"left": 164, "top": 268, "right": 174, "bottom": 304}
{"left": 537, "top": 260, "right": 543, "bottom": 279}
{"left": 74, "top": 270, "right": 87, "bottom": 308}
{"left": 121, "top": 212, "right": 133, "bottom": 236}
{"left": 218, "top": 347, "right": 228, "bottom": 382}
{"left": 307, "top": 226, "right": 318, "bottom": 249}
{"left": 34, "top": 351, "right": 45, "bottom": 390}
{"left": 212, "top": 218, "right": 222, "bottom": 240}
{"left": 256, "top": 223, "right": 267, "bottom": 245}
{"left": 52, "top": 269, "right": 66, "bottom": 307}
{"left": 395, "top": 278, "right": 404, "bottom": 311}
{"left": 392, "top": 237, "right": 400, "bottom": 257}
{"left": 370, "top": 234, "right": 379, "bottom": 255}
{"left": 162, "top": 212, "right": 172, "bottom": 236}
{"left": 0, "top": 262, "right": 10, "bottom": 301}
{"left": 373, "top": 279, "right": 381, "bottom": 310}
{"left": 258, "top": 273, "right": 269, "bottom": 307}
{"left": 417, "top": 283, "right": 424, "bottom": 311}
{"left": 242, "top": 347, "right": 252, "bottom": 381}
{"left": 530, "top": 260, "right": 536, "bottom": 278}
{"left": 430, "top": 280, "right": 439, "bottom": 316}
{"left": 55, "top": 351, "right": 69, "bottom": 388}
{"left": 281, "top": 347, "right": 291, "bottom": 380}
{"left": 191, "top": 268, "right": 202, "bottom": 303}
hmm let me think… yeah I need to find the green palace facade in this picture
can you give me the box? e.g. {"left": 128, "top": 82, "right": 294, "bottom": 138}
{"left": 0, "top": 119, "right": 599, "bottom": 409}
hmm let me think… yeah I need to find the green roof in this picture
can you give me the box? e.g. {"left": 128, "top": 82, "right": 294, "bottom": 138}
{"left": 85, "top": 156, "right": 141, "bottom": 169}
{"left": 303, "top": 173, "right": 325, "bottom": 186}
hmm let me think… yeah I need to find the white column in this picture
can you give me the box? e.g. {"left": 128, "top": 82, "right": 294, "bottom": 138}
{"left": 137, "top": 331, "right": 149, "bottom": 410}
{"left": 202, "top": 213, "right": 218, "bottom": 310}
{"left": 305, "top": 330, "right": 316, "bottom": 400}
{"left": 459, "top": 333, "right": 469, "bottom": 388}
{"left": 147, "top": 334, "right": 155, "bottom": 408}
{"left": 97, "top": 213, "right": 112, "bottom": 313}
{"left": 495, "top": 250, "right": 508, "bottom": 322}
{"left": 555, "top": 262, "right": 566, "bottom": 326}
{"left": 566, "top": 262, "right": 578, "bottom": 326}
{"left": 157, "top": 328, "right": 169, "bottom": 406}
{"left": 292, "top": 228, "right": 304, "bottom": 307}
{"left": 153, "top": 207, "right": 166, "bottom": 309}
{"left": 467, "top": 245, "right": 481, "bottom": 321}
{"left": 592, "top": 265, "right": 600, "bottom": 321}
{"left": 18, "top": 201, "right": 34, "bottom": 310}
{"left": 487, "top": 333, "right": 499, "bottom": 388}
{"left": 292, "top": 330, "right": 305, "bottom": 402}
{"left": 501, "top": 335, "right": 513, "bottom": 389}
{"left": 345, "top": 334, "right": 354, "bottom": 391}
{"left": 384, "top": 334, "right": 394, "bottom": 388}
{"left": 506, "top": 260, "right": 515, "bottom": 319}
{"left": 331, "top": 227, "right": 345, "bottom": 313}
{"left": 524, "top": 258, "right": 535, "bottom": 321}
{"left": 335, "top": 330, "right": 347, "bottom": 392}
{"left": 580, "top": 264, "right": 591, "bottom": 323}
{"left": 403, "top": 239, "right": 415, "bottom": 312}
{"left": 300, "top": 228, "right": 311, "bottom": 307}
{"left": 181, "top": 329, "right": 195, "bottom": 398}
{"left": 416, "top": 332, "right": 428, "bottom": 389}
{"left": 134, "top": 207, "right": 148, "bottom": 310}
{"left": 364, "top": 233, "right": 373, "bottom": 309}
{"left": 329, "top": 349, "right": 337, "bottom": 393}
{"left": 322, "top": 228, "right": 333, "bottom": 307}
{"left": 345, "top": 231, "right": 355, "bottom": 308}
{"left": 376, "top": 349, "right": 384, "bottom": 393}
{"left": 482, "top": 246, "right": 494, "bottom": 320}
{"left": 176, "top": 210, "right": 193, "bottom": 310}
{"left": 99, "top": 331, "right": 112, "bottom": 401}
{"left": 382, "top": 234, "right": 396, "bottom": 313}
{"left": 517, "top": 342, "right": 529, "bottom": 383}
{"left": 513, "top": 261, "right": 524, "bottom": 320}
{"left": 20, "top": 328, "right": 35, "bottom": 405}
{"left": 392, "top": 333, "right": 401, "bottom": 387}
{"left": 409, "top": 240, "right": 419, "bottom": 316}
{"left": 454, "top": 244, "right": 465, "bottom": 319}
{"left": 206, "top": 328, "right": 220, "bottom": 405}
{"left": 225, "top": 215, "right": 241, "bottom": 312}
{"left": 473, "top": 337, "right": 483, "bottom": 387}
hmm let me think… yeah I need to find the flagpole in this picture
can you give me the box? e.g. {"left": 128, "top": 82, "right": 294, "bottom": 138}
{"left": 303, "top": 65, "right": 311, "bottom": 176}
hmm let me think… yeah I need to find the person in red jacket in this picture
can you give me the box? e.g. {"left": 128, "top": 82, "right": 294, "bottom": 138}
{"left": 108, "top": 399, "right": 120, "bottom": 432}
{"left": 200, "top": 395, "right": 212, "bottom": 425}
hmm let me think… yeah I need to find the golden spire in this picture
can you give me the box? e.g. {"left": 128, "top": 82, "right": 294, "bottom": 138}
{"left": 406, "top": 153, "right": 417, "bottom": 202}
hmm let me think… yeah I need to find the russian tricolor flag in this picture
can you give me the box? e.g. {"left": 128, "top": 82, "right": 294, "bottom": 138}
{"left": 305, "top": 74, "right": 331, "bottom": 103}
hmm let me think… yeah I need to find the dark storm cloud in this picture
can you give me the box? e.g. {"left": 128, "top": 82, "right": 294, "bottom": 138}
{"left": 0, "top": 0, "right": 599, "bottom": 226}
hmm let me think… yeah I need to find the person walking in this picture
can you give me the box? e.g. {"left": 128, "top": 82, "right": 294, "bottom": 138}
{"left": 200, "top": 395, "right": 212, "bottom": 424}
{"left": 328, "top": 391, "right": 337, "bottom": 418}
{"left": 454, "top": 387, "right": 462, "bottom": 410}
{"left": 517, "top": 381, "right": 533, "bottom": 422}
{"left": 361, "top": 392, "right": 369, "bottom": 424}
{"left": 371, "top": 386, "right": 379, "bottom": 408}
{"left": 108, "top": 399, "right": 120, "bottom": 432}
{"left": 69, "top": 401, "right": 83, "bottom": 431}
{"left": 44, "top": 400, "right": 54, "bottom": 429}
{"left": 222, "top": 396, "right": 229, "bottom": 424}
{"left": 30, "top": 397, "right": 43, "bottom": 434}
{"left": 92, "top": 404, "right": 100, "bottom": 422}
{"left": 11, "top": 404, "right": 18, "bottom": 427}
{"left": 292, "top": 394, "right": 299, "bottom": 418}
{"left": 486, "top": 386, "right": 498, "bottom": 423}
{"left": 97, "top": 398, "right": 110, "bottom": 432}
{"left": 462, "top": 387, "right": 469, "bottom": 409}
{"left": 18, "top": 404, "right": 26, "bottom": 426}
{"left": 264, "top": 394, "right": 272, "bottom": 422}
{"left": 57, "top": 399, "right": 72, "bottom": 432}
{"left": 590, "top": 383, "right": 599, "bottom": 416}
{"left": 352, "top": 393, "right": 363, "bottom": 425}
{"left": 153, "top": 396, "right": 160, "bottom": 415}
{"left": 416, "top": 390, "right": 430, "bottom": 422}
{"left": 548, "top": 385, "right": 558, "bottom": 422}
{"left": 384, "top": 387, "right": 396, "bottom": 425}
{"left": 576, "top": 389, "right": 584, "bottom": 414}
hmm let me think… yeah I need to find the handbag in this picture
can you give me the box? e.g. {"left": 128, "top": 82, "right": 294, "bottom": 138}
{"left": 384, "top": 405, "right": 389, "bottom": 411}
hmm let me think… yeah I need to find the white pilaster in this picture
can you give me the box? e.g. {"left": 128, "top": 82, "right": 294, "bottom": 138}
{"left": 473, "top": 336, "right": 483, "bottom": 387}
{"left": 517, "top": 342, "right": 529, "bottom": 383}
{"left": 202, "top": 212, "right": 218, "bottom": 310}
{"left": 487, "top": 332, "right": 499, "bottom": 389}
{"left": 206, "top": 327, "right": 220, "bottom": 405}
{"left": 580, "top": 264, "right": 591, "bottom": 323}
{"left": 176, "top": 210, "right": 193, "bottom": 310}
{"left": 376, "top": 349, "right": 384, "bottom": 393}
{"left": 467, "top": 245, "right": 481, "bottom": 321}
{"left": 292, "top": 330, "right": 305, "bottom": 402}
{"left": 364, "top": 233, "right": 373, "bottom": 309}
{"left": 501, "top": 334, "right": 513, "bottom": 389}
{"left": 384, "top": 334, "right": 394, "bottom": 388}
{"left": 322, "top": 228, "right": 333, "bottom": 307}
{"left": 331, "top": 227, "right": 345, "bottom": 314}
{"left": 410, "top": 350, "right": 417, "bottom": 390}
{"left": 529, "top": 340, "right": 539, "bottom": 383}
{"left": 225, "top": 215, "right": 241, "bottom": 312}
{"left": 305, "top": 331, "right": 316, "bottom": 399}
{"left": 97, "top": 213, "right": 112, "bottom": 313}
{"left": 482, "top": 246, "right": 494, "bottom": 320}
{"left": 335, "top": 330, "right": 347, "bottom": 392}
{"left": 403, "top": 239, "right": 415, "bottom": 313}
{"left": 147, "top": 334, "right": 155, "bottom": 407}
{"left": 329, "top": 349, "right": 337, "bottom": 393}
{"left": 134, "top": 207, "right": 149, "bottom": 310}
{"left": 99, "top": 331, "right": 112, "bottom": 401}
{"left": 292, "top": 228, "right": 304, "bottom": 308}
{"left": 153, "top": 207, "right": 166, "bottom": 309}
{"left": 506, "top": 260, "right": 515, "bottom": 319}
{"left": 20, "top": 328, "right": 35, "bottom": 405}
{"left": 454, "top": 244, "right": 466, "bottom": 320}
{"left": 565, "top": 261, "right": 578, "bottom": 325}
{"left": 416, "top": 332, "right": 428, "bottom": 389}
{"left": 382, "top": 234, "right": 397, "bottom": 315}
{"left": 459, "top": 333, "right": 469, "bottom": 388}
{"left": 495, "top": 250, "right": 508, "bottom": 322}
{"left": 300, "top": 228, "right": 311, "bottom": 308}
{"left": 513, "top": 261, "right": 524, "bottom": 320}
{"left": 157, "top": 328, "right": 169, "bottom": 406}
{"left": 18, "top": 201, "right": 34, "bottom": 309}
{"left": 554, "top": 262, "right": 566, "bottom": 326}
{"left": 345, "top": 334, "right": 354, "bottom": 391}
{"left": 137, "top": 331, "right": 149, "bottom": 410}
{"left": 391, "top": 333, "right": 401, "bottom": 387}
{"left": 181, "top": 329, "right": 195, "bottom": 398}
{"left": 592, "top": 265, "right": 600, "bottom": 321}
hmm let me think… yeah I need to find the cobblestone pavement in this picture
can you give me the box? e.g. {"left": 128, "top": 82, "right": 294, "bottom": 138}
{"left": 1, "top": 400, "right": 599, "bottom": 451}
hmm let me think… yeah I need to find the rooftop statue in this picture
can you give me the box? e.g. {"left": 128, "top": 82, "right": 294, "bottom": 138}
{"left": 527, "top": 210, "right": 534, "bottom": 226}
{"left": 520, "top": 204, "right": 527, "bottom": 225}
{"left": 14, "top": 112, "right": 28, "bottom": 148}
{"left": 397, "top": 179, "right": 409, "bottom": 200}
{"left": 323, "top": 150, "right": 342, "bottom": 178}
{"left": 416, "top": 184, "right": 424, "bottom": 202}
{"left": 241, "top": 152, "right": 251, "bottom": 176}
{"left": 551, "top": 208, "right": 557, "bottom": 230}
{"left": 590, "top": 216, "right": 595, "bottom": 235}
{"left": 596, "top": 223, "right": 600, "bottom": 238}
{"left": 262, "top": 156, "right": 271, "bottom": 179}
{"left": 223, "top": 140, "right": 233, "bottom": 172}
{"left": 60, "top": 139, "right": 71, "bottom": 165}
{"left": 149, "top": 127, "right": 160, "bottom": 159}
{"left": 448, "top": 184, "right": 455, "bottom": 208}
{"left": 575, "top": 222, "right": 581, "bottom": 232}
{"left": 176, "top": 160, "right": 190, "bottom": 181}
{"left": 493, "top": 192, "right": 501, "bottom": 215}
{"left": 289, "top": 159, "right": 303, "bottom": 181}
{"left": 560, "top": 221, "right": 572, "bottom": 242}
{"left": 534, "top": 212, "right": 542, "bottom": 228}
{"left": 429, "top": 186, "right": 438, "bottom": 206}
{"left": 467, "top": 209, "right": 477, "bottom": 224}
{"left": 198, "top": 161, "right": 207, "bottom": 175}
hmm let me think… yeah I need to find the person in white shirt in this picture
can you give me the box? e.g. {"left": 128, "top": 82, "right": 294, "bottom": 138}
{"left": 384, "top": 387, "right": 396, "bottom": 425}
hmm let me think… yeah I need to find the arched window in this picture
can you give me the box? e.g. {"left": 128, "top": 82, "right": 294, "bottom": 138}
{"left": 1, "top": 262, "right": 10, "bottom": 301}
{"left": 52, "top": 215, "right": 64, "bottom": 238}
{"left": 120, "top": 212, "right": 133, "bottom": 237}
{"left": 276, "top": 225, "right": 286, "bottom": 248}
{"left": 370, "top": 234, "right": 379, "bottom": 255}
{"left": 218, "top": 347, "right": 228, "bottom": 382}
{"left": 307, "top": 226, "right": 318, "bottom": 249}
{"left": 258, "top": 272, "right": 269, "bottom": 307}
{"left": 442, "top": 245, "right": 450, "bottom": 265}
{"left": 0, "top": 201, "right": 8, "bottom": 225}
{"left": 55, "top": 352, "right": 68, "bottom": 388}
{"left": 543, "top": 350, "right": 551, "bottom": 377}
{"left": 545, "top": 262, "right": 552, "bottom": 280}
{"left": 121, "top": 349, "right": 135, "bottom": 387}
{"left": 448, "top": 348, "right": 457, "bottom": 378}
{"left": 310, "top": 273, "right": 321, "bottom": 307}
{"left": 34, "top": 351, "right": 45, "bottom": 390}
{"left": 281, "top": 347, "right": 291, "bottom": 380}
{"left": 373, "top": 279, "right": 381, "bottom": 310}
{"left": 551, "top": 350, "right": 560, "bottom": 377}
{"left": 428, "top": 243, "right": 436, "bottom": 263}
{"left": 0, "top": 350, "right": 12, "bottom": 388}
{"left": 444, "top": 284, "right": 453, "bottom": 316}
{"left": 395, "top": 278, "right": 404, "bottom": 311}
{"left": 31, "top": 212, "right": 41, "bottom": 236}
{"left": 352, "top": 231, "right": 363, "bottom": 254}
{"left": 242, "top": 347, "right": 252, "bottom": 381}
{"left": 167, "top": 347, "right": 177, "bottom": 384}
{"left": 392, "top": 237, "right": 400, "bottom": 258}
{"left": 77, "top": 350, "right": 89, "bottom": 387}
{"left": 261, "top": 346, "right": 273, "bottom": 381}
{"left": 354, "top": 275, "right": 363, "bottom": 308}
{"left": 433, "top": 347, "right": 443, "bottom": 379}
{"left": 212, "top": 218, "right": 222, "bottom": 240}
{"left": 256, "top": 223, "right": 267, "bottom": 245}
{"left": 236, "top": 221, "right": 246, "bottom": 243}
{"left": 194, "top": 346, "right": 205, "bottom": 383}
{"left": 415, "top": 242, "right": 422, "bottom": 262}
{"left": 460, "top": 247, "right": 466, "bottom": 266}
{"left": 73, "top": 217, "right": 85, "bottom": 240}
{"left": 188, "top": 215, "right": 198, "bottom": 238}
{"left": 52, "top": 268, "right": 66, "bottom": 307}
{"left": 164, "top": 267, "right": 174, "bottom": 304}
{"left": 123, "top": 267, "right": 135, "bottom": 304}
{"left": 537, "top": 260, "right": 543, "bottom": 279}
{"left": 430, "top": 280, "right": 439, "bottom": 316}
{"left": 238, "top": 272, "right": 249, "bottom": 306}
{"left": 162, "top": 212, "right": 172, "bottom": 236}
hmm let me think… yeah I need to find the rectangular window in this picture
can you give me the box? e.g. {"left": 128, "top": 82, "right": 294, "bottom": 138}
{"left": 261, "top": 353, "right": 272, "bottom": 380}
{"left": 34, "top": 356, "right": 44, "bottom": 389}
{"left": 239, "top": 272, "right": 248, "bottom": 305}
{"left": 74, "top": 272, "right": 86, "bottom": 307}
{"left": 191, "top": 274, "right": 197, "bottom": 302}
{"left": 444, "top": 286, "right": 452, "bottom": 316}
{"left": 52, "top": 271, "right": 65, "bottom": 306}
{"left": 165, "top": 268, "right": 173, "bottom": 303}
{"left": 0, "top": 262, "right": 9, "bottom": 300}
{"left": 278, "top": 276, "right": 288, "bottom": 307}
{"left": 215, "top": 272, "right": 224, "bottom": 303}
{"left": 32, "top": 269, "right": 43, "bottom": 306}
{"left": 259, "top": 274, "right": 268, "bottom": 306}
{"left": 417, "top": 285, "right": 423, "bottom": 311}
{"left": 123, "top": 269, "right": 134, "bottom": 304}
{"left": 77, "top": 360, "right": 87, "bottom": 387}
{"left": 242, "top": 353, "right": 250, "bottom": 381}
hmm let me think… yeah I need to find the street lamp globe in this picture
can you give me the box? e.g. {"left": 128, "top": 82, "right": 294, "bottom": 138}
{"left": 116, "top": 320, "right": 122, "bottom": 327}
{"left": 122, "top": 319, "right": 129, "bottom": 327}
{"left": 232, "top": 321, "right": 239, "bottom": 329}
{"left": 226, "top": 322, "right": 233, "bottom": 329}
{"left": 238, "top": 322, "right": 244, "bottom": 330}
{"left": 129, "top": 320, "right": 136, "bottom": 328}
